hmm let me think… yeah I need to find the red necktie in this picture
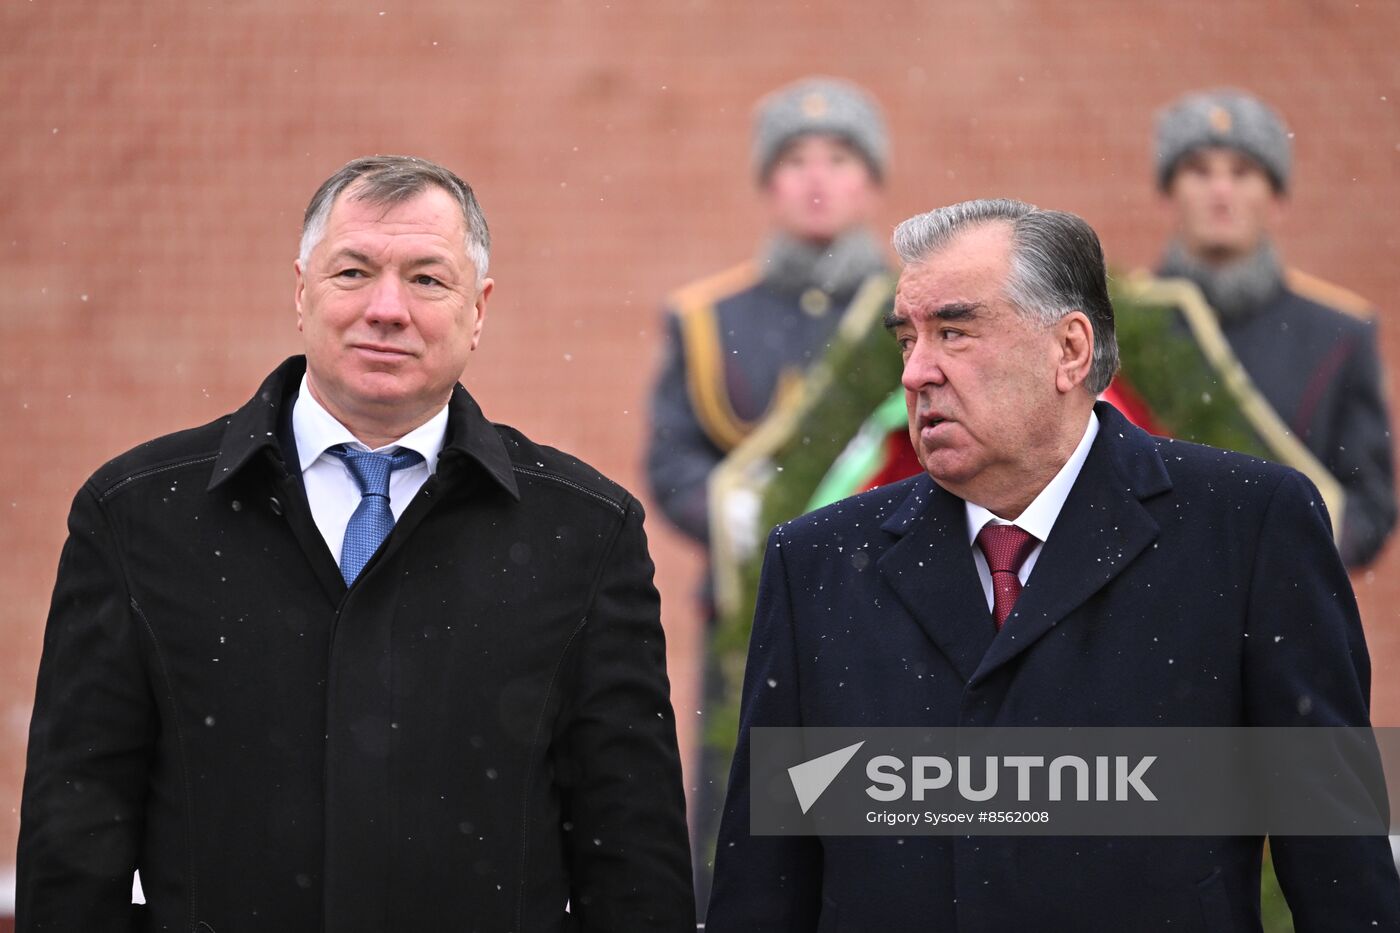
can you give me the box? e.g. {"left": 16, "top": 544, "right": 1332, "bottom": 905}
{"left": 976, "top": 524, "right": 1039, "bottom": 630}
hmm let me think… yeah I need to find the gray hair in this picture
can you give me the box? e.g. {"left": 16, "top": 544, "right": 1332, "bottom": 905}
{"left": 299, "top": 155, "right": 491, "bottom": 287}
{"left": 892, "top": 198, "right": 1119, "bottom": 394}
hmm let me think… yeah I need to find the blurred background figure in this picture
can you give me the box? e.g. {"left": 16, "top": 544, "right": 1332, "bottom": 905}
{"left": 647, "top": 76, "right": 890, "bottom": 546}
{"left": 1149, "top": 88, "right": 1396, "bottom": 567}
{"left": 644, "top": 75, "right": 892, "bottom": 913}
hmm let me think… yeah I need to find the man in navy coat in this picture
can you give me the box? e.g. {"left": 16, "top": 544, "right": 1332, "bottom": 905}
{"left": 705, "top": 199, "right": 1400, "bottom": 931}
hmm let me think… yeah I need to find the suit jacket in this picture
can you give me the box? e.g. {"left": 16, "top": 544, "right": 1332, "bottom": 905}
{"left": 706, "top": 401, "right": 1400, "bottom": 932}
{"left": 18, "top": 356, "right": 694, "bottom": 933}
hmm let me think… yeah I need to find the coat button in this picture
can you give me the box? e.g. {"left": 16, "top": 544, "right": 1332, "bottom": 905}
{"left": 269, "top": 496, "right": 284, "bottom": 515}
{"left": 800, "top": 288, "right": 831, "bottom": 317}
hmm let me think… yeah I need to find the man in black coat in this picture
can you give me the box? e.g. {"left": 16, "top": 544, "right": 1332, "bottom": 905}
{"left": 705, "top": 199, "right": 1400, "bottom": 931}
{"left": 18, "top": 156, "right": 694, "bottom": 932}
{"left": 1151, "top": 88, "right": 1396, "bottom": 567}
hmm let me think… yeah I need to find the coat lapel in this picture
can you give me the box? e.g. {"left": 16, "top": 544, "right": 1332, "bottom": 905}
{"left": 877, "top": 474, "right": 995, "bottom": 683}
{"left": 971, "top": 402, "right": 1171, "bottom": 684}
{"left": 353, "top": 382, "right": 521, "bottom": 581}
{"left": 273, "top": 470, "right": 349, "bottom": 604}
{"left": 206, "top": 357, "right": 349, "bottom": 604}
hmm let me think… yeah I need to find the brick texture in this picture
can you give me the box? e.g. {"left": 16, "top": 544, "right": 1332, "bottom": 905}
{"left": 3, "top": 0, "right": 1399, "bottom": 902}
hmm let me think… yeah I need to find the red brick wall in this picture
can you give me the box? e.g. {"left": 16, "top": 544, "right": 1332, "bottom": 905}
{"left": 4, "top": 0, "right": 1398, "bottom": 905}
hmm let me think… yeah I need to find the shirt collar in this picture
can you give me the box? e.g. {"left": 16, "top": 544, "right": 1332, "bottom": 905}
{"left": 292, "top": 373, "right": 449, "bottom": 473}
{"left": 965, "top": 410, "right": 1100, "bottom": 545}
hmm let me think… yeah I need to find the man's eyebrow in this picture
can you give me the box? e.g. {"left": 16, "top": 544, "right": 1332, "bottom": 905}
{"left": 328, "top": 248, "right": 374, "bottom": 266}
{"left": 401, "top": 254, "right": 455, "bottom": 271}
{"left": 326, "top": 248, "right": 454, "bottom": 272}
{"left": 883, "top": 301, "right": 985, "bottom": 331}
{"left": 934, "top": 301, "right": 984, "bottom": 321}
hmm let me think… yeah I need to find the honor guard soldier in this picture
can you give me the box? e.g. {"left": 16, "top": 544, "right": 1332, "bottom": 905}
{"left": 1150, "top": 88, "right": 1396, "bottom": 567}
{"left": 646, "top": 76, "right": 892, "bottom": 554}
{"left": 644, "top": 76, "right": 894, "bottom": 915}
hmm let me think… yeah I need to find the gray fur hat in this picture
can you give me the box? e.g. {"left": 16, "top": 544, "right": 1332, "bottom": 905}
{"left": 1155, "top": 89, "right": 1292, "bottom": 192}
{"left": 751, "top": 77, "right": 889, "bottom": 183}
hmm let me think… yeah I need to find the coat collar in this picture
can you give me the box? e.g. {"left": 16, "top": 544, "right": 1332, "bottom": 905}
{"left": 207, "top": 356, "right": 520, "bottom": 501}
{"left": 438, "top": 382, "right": 521, "bottom": 500}
{"left": 878, "top": 401, "right": 1172, "bottom": 685}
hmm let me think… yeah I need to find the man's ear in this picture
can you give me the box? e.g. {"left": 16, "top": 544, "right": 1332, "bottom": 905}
{"left": 1055, "top": 311, "right": 1095, "bottom": 394}
{"left": 294, "top": 259, "right": 306, "bottom": 332}
{"left": 470, "top": 278, "right": 493, "bottom": 351}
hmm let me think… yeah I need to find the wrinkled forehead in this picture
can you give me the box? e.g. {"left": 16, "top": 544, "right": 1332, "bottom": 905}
{"left": 320, "top": 184, "right": 465, "bottom": 249}
{"left": 895, "top": 224, "right": 1014, "bottom": 312}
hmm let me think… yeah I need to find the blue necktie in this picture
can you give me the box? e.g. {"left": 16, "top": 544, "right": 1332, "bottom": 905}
{"left": 331, "top": 445, "right": 425, "bottom": 584}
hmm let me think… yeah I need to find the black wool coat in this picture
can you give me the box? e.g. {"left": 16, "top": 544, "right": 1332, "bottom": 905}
{"left": 18, "top": 356, "right": 695, "bottom": 933}
{"left": 706, "top": 402, "right": 1400, "bottom": 932}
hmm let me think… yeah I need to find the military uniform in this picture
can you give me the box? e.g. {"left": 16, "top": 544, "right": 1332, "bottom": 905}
{"left": 1151, "top": 88, "right": 1397, "bottom": 567}
{"left": 1205, "top": 270, "right": 1393, "bottom": 566}
{"left": 647, "top": 75, "right": 892, "bottom": 550}
{"left": 647, "top": 260, "right": 888, "bottom": 545}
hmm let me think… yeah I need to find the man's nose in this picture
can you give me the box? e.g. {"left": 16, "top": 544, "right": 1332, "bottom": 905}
{"left": 364, "top": 276, "right": 410, "bottom": 326}
{"left": 901, "top": 340, "right": 946, "bottom": 393}
{"left": 1207, "top": 170, "right": 1236, "bottom": 198}
{"left": 805, "top": 161, "right": 832, "bottom": 181}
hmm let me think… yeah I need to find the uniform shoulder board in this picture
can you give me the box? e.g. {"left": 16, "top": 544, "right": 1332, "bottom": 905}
{"left": 1285, "top": 268, "right": 1375, "bottom": 320}
{"left": 666, "top": 261, "right": 759, "bottom": 313}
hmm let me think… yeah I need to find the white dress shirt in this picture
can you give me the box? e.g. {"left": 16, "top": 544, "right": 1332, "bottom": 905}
{"left": 291, "top": 374, "right": 448, "bottom": 568}
{"left": 965, "top": 412, "right": 1100, "bottom": 612}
